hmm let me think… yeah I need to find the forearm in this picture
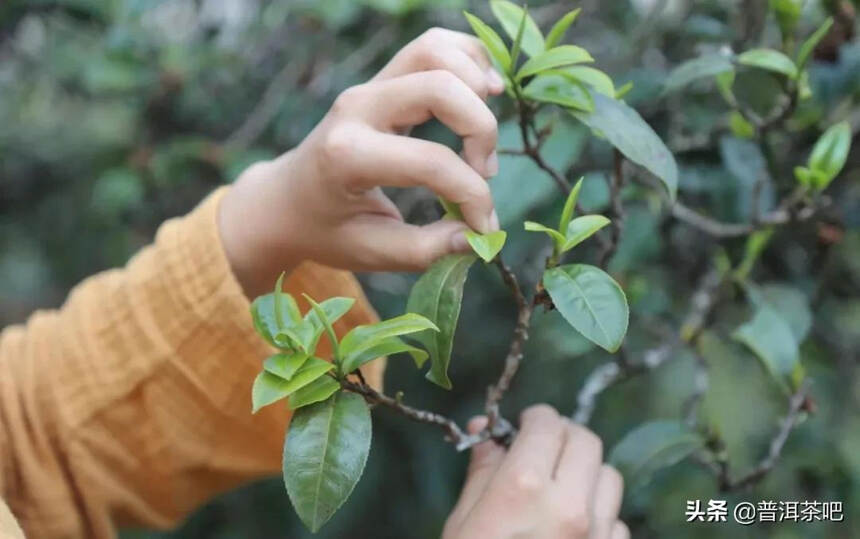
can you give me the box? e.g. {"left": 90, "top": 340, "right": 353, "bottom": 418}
{"left": 0, "top": 187, "right": 382, "bottom": 536}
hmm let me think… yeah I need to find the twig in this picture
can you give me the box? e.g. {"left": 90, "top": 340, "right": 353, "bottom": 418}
{"left": 702, "top": 383, "right": 811, "bottom": 491}
{"left": 340, "top": 378, "right": 472, "bottom": 448}
{"left": 598, "top": 149, "right": 625, "bottom": 268}
{"left": 485, "top": 258, "right": 533, "bottom": 431}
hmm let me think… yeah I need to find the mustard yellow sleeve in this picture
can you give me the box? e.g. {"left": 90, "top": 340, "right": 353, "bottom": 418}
{"left": 0, "top": 187, "right": 383, "bottom": 538}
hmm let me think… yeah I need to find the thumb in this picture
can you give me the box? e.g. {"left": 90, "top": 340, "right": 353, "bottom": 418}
{"left": 346, "top": 217, "right": 473, "bottom": 272}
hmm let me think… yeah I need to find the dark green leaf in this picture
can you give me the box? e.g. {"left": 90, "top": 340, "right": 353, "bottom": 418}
{"left": 464, "top": 11, "right": 512, "bottom": 73}
{"left": 406, "top": 254, "right": 477, "bottom": 389}
{"left": 524, "top": 221, "right": 566, "bottom": 248}
{"left": 559, "top": 177, "right": 584, "bottom": 234}
{"left": 733, "top": 306, "right": 799, "bottom": 389}
{"left": 341, "top": 337, "right": 429, "bottom": 375}
{"left": 562, "top": 215, "right": 611, "bottom": 252}
{"left": 516, "top": 45, "right": 593, "bottom": 80}
{"left": 465, "top": 230, "right": 508, "bottom": 262}
{"left": 522, "top": 74, "right": 594, "bottom": 111}
{"left": 284, "top": 392, "right": 371, "bottom": 532}
{"left": 750, "top": 283, "right": 812, "bottom": 342}
{"left": 808, "top": 121, "right": 852, "bottom": 190}
{"left": 264, "top": 351, "right": 310, "bottom": 380}
{"left": 609, "top": 421, "right": 704, "bottom": 488}
{"left": 489, "top": 0, "right": 545, "bottom": 58}
{"left": 662, "top": 53, "right": 734, "bottom": 94}
{"left": 543, "top": 264, "right": 629, "bottom": 352}
{"left": 572, "top": 91, "right": 678, "bottom": 199}
{"left": 252, "top": 358, "right": 334, "bottom": 413}
{"left": 797, "top": 17, "right": 834, "bottom": 70}
{"left": 737, "top": 48, "right": 798, "bottom": 79}
{"left": 289, "top": 377, "right": 341, "bottom": 410}
{"left": 544, "top": 9, "right": 581, "bottom": 49}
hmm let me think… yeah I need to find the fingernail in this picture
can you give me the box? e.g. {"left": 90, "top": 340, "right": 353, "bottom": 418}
{"left": 486, "top": 68, "right": 504, "bottom": 93}
{"left": 451, "top": 230, "right": 471, "bottom": 252}
{"left": 489, "top": 209, "right": 499, "bottom": 231}
{"left": 486, "top": 151, "right": 499, "bottom": 177}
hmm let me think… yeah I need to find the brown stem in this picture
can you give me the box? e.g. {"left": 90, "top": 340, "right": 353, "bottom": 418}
{"left": 340, "top": 378, "right": 473, "bottom": 448}
{"left": 485, "top": 258, "right": 533, "bottom": 431}
{"left": 599, "top": 149, "right": 626, "bottom": 268}
{"left": 703, "top": 383, "right": 811, "bottom": 491}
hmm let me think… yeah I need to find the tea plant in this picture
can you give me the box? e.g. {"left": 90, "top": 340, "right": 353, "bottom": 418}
{"left": 249, "top": 1, "right": 853, "bottom": 532}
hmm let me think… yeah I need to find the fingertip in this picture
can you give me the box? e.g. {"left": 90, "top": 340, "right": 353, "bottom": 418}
{"left": 486, "top": 68, "right": 505, "bottom": 94}
{"left": 450, "top": 229, "right": 471, "bottom": 253}
{"left": 467, "top": 416, "right": 488, "bottom": 434}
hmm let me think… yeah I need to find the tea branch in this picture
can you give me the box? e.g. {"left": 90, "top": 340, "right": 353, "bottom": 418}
{"left": 485, "top": 258, "right": 533, "bottom": 433}
{"left": 339, "top": 377, "right": 473, "bottom": 448}
{"left": 697, "top": 382, "right": 811, "bottom": 491}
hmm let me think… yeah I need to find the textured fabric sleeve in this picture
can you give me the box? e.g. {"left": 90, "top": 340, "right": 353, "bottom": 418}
{"left": 0, "top": 186, "right": 383, "bottom": 538}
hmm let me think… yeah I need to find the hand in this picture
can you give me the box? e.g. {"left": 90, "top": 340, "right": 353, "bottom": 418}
{"left": 219, "top": 28, "right": 505, "bottom": 296}
{"left": 443, "top": 405, "right": 629, "bottom": 539}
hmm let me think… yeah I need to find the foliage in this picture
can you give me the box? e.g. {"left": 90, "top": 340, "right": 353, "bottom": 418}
{"left": 2, "top": 0, "right": 859, "bottom": 538}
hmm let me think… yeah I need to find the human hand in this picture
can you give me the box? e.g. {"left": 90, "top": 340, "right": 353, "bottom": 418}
{"left": 219, "top": 28, "right": 505, "bottom": 296}
{"left": 443, "top": 405, "right": 629, "bottom": 539}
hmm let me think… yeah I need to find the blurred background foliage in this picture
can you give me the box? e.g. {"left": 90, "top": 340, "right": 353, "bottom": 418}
{"left": 1, "top": 0, "right": 859, "bottom": 537}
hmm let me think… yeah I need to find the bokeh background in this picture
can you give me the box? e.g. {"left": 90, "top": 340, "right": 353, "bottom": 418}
{"left": 2, "top": 0, "right": 859, "bottom": 537}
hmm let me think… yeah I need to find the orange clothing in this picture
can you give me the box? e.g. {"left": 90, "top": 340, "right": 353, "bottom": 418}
{"left": 0, "top": 188, "right": 382, "bottom": 537}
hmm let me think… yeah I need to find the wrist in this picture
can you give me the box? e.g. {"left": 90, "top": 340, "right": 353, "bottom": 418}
{"left": 218, "top": 155, "right": 302, "bottom": 297}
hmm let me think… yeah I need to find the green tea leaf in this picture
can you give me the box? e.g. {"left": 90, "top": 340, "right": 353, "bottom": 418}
{"left": 715, "top": 70, "right": 736, "bottom": 104}
{"left": 300, "top": 296, "right": 355, "bottom": 352}
{"left": 489, "top": 0, "right": 545, "bottom": 58}
{"left": 808, "top": 121, "right": 852, "bottom": 190}
{"left": 341, "top": 336, "right": 429, "bottom": 375}
{"left": 733, "top": 306, "right": 799, "bottom": 390}
{"left": 252, "top": 358, "right": 334, "bottom": 413}
{"left": 522, "top": 74, "right": 594, "bottom": 111}
{"left": 302, "top": 294, "right": 343, "bottom": 360}
{"left": 288, "top": 377, "right": 340, "bottom": 410}
{"left": 508, "top": 4, "right": 528, "bottom": 66}
{"left": 572, "top": 91, "right": 678, "bottom": 199}
{"left": 544, "top": 9, "right": 581, "bottom": 49}
{"left": 340, "top": 313, "right": 438, "bottom": 361}
{"left": 264, "top": 351, "right": 310, "bottom": 380}
{"left": 464, "top": 11, "right": 512, "bottom": 73}
{"left": 465, "top": 230, "right": 508, "bottom": 262}
{"left": 251, "top": 292, "right": 302, "bottom": 348}
{"left": 252, "top": 371, "right": 292, "bottom": 413}
{"left": 662, "top": 53, "right": 734, "bottom": 94}
{"left": 439, "top": 197, "right": 465, "bottom": 220}
{"left": 543, "top": 264, "right": 629, "bottom": 352}
{"left": 734, "top": 228, "right": 774, "bottom": 281}
{"left": 558, "top": 177, "right": 584, "bottom": 234}
{"left": 737, "top": 48, "right": 798, "bottom": 79}
{"left": 406, "top": 254, "right": 477, "bottom": 389}
{"left": 516, "top": 45, "right": 593, "bottom": 80}
{"left": 524, "top": 221, "right": 566, "bottom": 249}
{"left": 614, "top": 81, "right": 634, "bottom": 99}
{"left": 562, "top": 215, "right": 611, "bottom": 252}
{"left": 609, "top": 421, "right": 704, "bottom": 488}
{"left": 560, "top": 66, "right": 615, "bottom": 96}
{"left": 284, "top": 392, "right": 371, "bottom": 532}
{"left": 729, "top": 110, "right": 755, "bottom": 139}
{"left": 797, "top": 17, "right": 834, "bottom": 70}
